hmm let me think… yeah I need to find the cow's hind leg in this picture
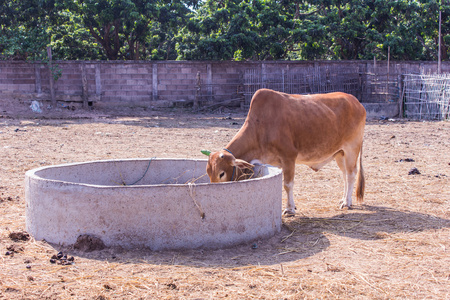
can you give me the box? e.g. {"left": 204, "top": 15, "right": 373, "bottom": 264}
{"left": 282, "top": 163, "right": 296, "bottom": 216}
{"left": 335, "top": 150, "right": 358, "bottom": 209}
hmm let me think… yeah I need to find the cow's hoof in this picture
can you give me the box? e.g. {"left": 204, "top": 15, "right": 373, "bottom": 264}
{"left": 282, "top": 209, "right": 296, "bottom": 217}
{"left": 339, "top": 203, "right": 352, "bottom": 210}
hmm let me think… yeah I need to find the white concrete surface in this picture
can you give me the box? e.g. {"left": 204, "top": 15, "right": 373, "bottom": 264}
{"left": 25, "top": 158, "right": 282, "bottom": 250}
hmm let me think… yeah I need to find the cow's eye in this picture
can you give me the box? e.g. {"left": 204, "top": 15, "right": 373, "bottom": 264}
{"left": 219, "top": 171, "right": 225, "bottom": 179}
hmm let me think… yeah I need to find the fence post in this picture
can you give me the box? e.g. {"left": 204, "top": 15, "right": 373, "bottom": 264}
{"left": 398, "top": 74, "right": 404, "bottom": 118}
{"left": 47, "top": 47, "right": 56, "bottom": 107}
{"left": 152, "top": 63, "right": 158, "bottom": 102}
{"left": 81, "top": 62, "right": 88, "bottom": 108}
{"left": 207, "top": 64, "right": 212, "bottom": 101}
{"left": 261, "top": 63, "right": 266, "bottom": 89}
{"left": 95, "top": 64, "right": 102, "bottom": 101}
{"left": 34, "top": 64, "right": 42, "bottom": 96}
{"left": 358, "top": 64, "right": 363, "bottom": 101}
{"left": 386, "top": 46, "right": 390, "bottom": 102}
{"left": 194, "top": 71, "right": 200, "bottom": 111}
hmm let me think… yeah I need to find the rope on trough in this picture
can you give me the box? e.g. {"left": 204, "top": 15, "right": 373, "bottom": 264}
{"left": 188, "top": 183, "right": 205, "bottom": 220}
{"left": 128, "top": 157, "right": 155, "bottom": 186}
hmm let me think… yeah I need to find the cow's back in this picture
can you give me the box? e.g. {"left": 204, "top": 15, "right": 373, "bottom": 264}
{"left": 245, "top": 89, "right": 366, "bottom": 159}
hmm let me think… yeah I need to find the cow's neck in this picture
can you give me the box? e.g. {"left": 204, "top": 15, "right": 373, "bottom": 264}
{"left": 225, "top": 128, "right": 258, "bottom": 163}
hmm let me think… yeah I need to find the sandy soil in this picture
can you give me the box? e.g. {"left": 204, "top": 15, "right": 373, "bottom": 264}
{"left": 0, "top": 106, "right": 449, "bottom": 299}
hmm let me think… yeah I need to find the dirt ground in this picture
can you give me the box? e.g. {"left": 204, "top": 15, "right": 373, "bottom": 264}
{"left": 0, "top": 105, "right": 449, "bottom": 299}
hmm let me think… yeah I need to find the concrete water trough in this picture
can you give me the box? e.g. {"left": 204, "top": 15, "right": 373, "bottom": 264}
{"left": 25, "top": 158, "right": 282, "bottom": 250}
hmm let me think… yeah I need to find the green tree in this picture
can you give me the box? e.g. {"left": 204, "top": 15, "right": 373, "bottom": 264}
{"left": 0, "top": 0, "right": 54, "bottom": 60}
{"left": 177, "top": 0, "right": 300, "bottom": 60}
{"left": 1, "top": 0, "right": 448, "bottom": 61}
{"left": 293, "top": 0, "right": 446, "bottom": 61}
{"left": 48, "top": 7, "right": 105, "bottom": 60}
{"left": 63, "top": 0, "right": 198, "bottom": 60}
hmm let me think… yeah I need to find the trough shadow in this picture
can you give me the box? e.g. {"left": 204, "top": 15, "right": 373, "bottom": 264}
{"left": 55, "top": 226, "right": 330, "bottom": 268}
{"left": 52, "top": 205, "right": 450, "bottom": 268}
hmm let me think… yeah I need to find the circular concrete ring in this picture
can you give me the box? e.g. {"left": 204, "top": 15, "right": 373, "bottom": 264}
{"left": 25, "top": 158, "right": 282, "bottom": 250}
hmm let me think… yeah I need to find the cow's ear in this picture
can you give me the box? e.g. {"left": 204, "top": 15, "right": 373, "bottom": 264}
{"left": 233, "top": 159, "right": 254, "bottom": 170}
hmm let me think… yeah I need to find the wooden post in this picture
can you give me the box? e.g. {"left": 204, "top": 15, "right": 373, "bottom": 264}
{"left": 386, "top": 46, "right": 390, "bottom": 102}
{"left": 47, "top": 46, "right": 56, "bottom": 107}
{"left": 438, "top": 10, "right": 442, "bottom": 74}
{"left": 81, "top": 63, "right": 88, "bottom": 108}
{"left": 398, "top": 74, "right": 404, "bottom": 118}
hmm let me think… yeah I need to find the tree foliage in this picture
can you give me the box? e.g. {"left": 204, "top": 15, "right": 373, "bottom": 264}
{"left": 0, "top": 0, "right": 54, "bottom": 60}
{"left": 0, "top": 0, "right": 448, "bottom": 61}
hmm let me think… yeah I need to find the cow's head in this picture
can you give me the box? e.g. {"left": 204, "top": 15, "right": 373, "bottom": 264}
{"left": 204, "top": 150, "right": 254, "bottom": 182}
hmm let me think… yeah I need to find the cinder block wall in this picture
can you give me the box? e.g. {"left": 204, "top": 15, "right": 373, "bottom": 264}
{"left": 0, "top": 60, "right": 448, "bottom": 110}
{"left": 0, "top": 62, "right": 36, "bottom": 94}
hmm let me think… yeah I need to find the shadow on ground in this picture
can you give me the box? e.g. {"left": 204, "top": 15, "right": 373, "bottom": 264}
{"left": 55, "top": 205, "right": 449, "bottom": 267}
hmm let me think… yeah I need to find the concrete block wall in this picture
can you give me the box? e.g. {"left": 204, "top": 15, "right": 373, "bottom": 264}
{"left": 0, "top": 62, "right": 36, "bottom": 94}
{"left": 210, "top": 62, "right": 243, "bottom": 95}
{"left": 50, "top": 62, "right": 96, "bottom": 103}
{"left": 1, "top": 60, "right": 449, "bottom": 112}
{"left": 157, "top": 62, "right": 204, "bottom": 102}
{"left": 155, "top": 61, "right": 244, "bottom": 107}
{"left": 100, "top": 62, "right": 153, "bottom": 106}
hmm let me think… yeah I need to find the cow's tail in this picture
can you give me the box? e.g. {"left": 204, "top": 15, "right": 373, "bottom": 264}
{"left": 355, "top": 142, "right": 365, "bottom": 204}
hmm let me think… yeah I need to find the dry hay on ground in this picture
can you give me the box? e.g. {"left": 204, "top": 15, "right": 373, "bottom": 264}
{"left": 0, "top": 108, "right": 449, "bottom": 299}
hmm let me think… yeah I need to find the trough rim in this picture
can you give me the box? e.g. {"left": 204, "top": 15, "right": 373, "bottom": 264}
{"left": 25, "top": 157, "right": 282, "bottom": 188}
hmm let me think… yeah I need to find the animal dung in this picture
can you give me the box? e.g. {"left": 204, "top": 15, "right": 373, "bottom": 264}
{"left": 9, "top": 231, "right": 30, "bottom": 242}
{"left": 50, "top": 251, "right": 75, "bottom": 265}
{"left": 5, "top": 244, "right": 24, "bottom": 256}
{"left": 396, "top": 158, "right": 415, "bottom": 162}
{"left": 408, "top": 167, "right": 421, "bottom": 175}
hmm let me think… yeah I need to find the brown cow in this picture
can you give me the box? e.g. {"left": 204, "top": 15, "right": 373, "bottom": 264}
{"left": 206, "top": 88, "right": 366, "bottom": 216}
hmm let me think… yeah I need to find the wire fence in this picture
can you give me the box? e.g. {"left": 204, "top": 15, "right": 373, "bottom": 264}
{"left": 244, "top": 65, "right": 360, "bottom": 102}
{"left": 402, "top": 74, "right": 450, "bottom": 120}
{"left": 243, "top": 65, "right": 399, "bottom": 106}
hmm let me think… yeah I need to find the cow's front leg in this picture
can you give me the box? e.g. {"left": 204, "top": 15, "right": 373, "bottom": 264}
{"left": 282, "top": 165, "right": 296, "bottom": 216}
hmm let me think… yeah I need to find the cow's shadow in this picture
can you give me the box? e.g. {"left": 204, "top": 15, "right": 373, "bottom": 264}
{"left": 288, "top": 204, "right": 450, "bottom": 241}
{"left": 60, "top": 205, "right": 450, "bottom": 267}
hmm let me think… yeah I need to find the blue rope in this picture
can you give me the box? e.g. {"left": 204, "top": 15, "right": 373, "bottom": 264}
{"left": 222, "top": 148, "right": 236, "bottom": 181}
{"left": 223, "top": 148, "right": 236, "bottom": 181}
{"left": 230, "top": 166, "right": 236, "bottom": 181}
{"left": 223, "top": 148, "right": 234, "bottom": 156}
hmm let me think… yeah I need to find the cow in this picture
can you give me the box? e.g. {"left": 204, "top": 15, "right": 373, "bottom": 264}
{"left": 205, "top": 88, "right": 366, "bottom": 216}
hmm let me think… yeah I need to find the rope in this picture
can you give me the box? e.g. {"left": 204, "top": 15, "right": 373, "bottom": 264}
{"left": 230, "top": 166, "right": 236, "bottom": 181}
{"left": 223, "top": 148, "right": 234, "bottom": 156}
{"left": 223, "top": 148, "right": 237, "bottom": 181}
{"left": 127, "top": 157, "right": 155, "bottom": 186}
{"left": 188, "top": 183, "right": 205, "bottom": 219}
